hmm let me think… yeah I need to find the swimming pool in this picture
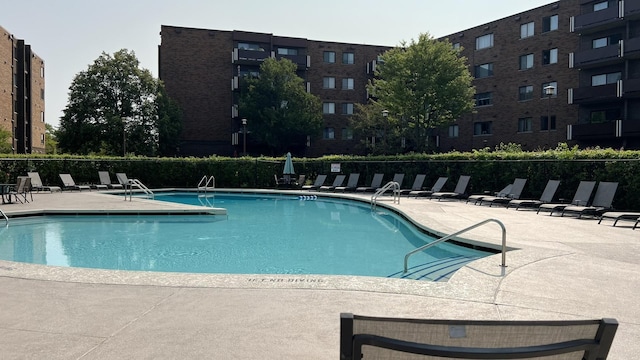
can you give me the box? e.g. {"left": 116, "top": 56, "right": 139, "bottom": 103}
{"left": 0, "top": 193, "right": 492, "bottom": 281}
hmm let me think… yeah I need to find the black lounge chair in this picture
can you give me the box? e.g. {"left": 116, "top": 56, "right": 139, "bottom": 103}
{"left": 562, "top": 181, "right": 618, "bottom": 218}
{"left": 409, "top": 176, "right": 447, "bottom": 197}
{"left": 336, "top": 173, "right": 360, "bottom": 192}
{"left": 538, "top": 181, "right": 596, "bottom": 215}
{"left": 27, "top": 172, "right": 61, "bottom": 192}
{"left": 431, "top": 175, "right": 471, "bottom": 201}
{"left": 479, "top": 178, "right": 527, "bottom": 206}
{"left": 340, "top": 313, "right": 618, "bottom": 360}
{"left": 59, "top": 173, "right": 91, "bottom": 191}
{"left": 508, "top": 179, "right": 560, "bottom": 210}
{"left": 301, "top": 174, "right": 327, "bottom": 191}
{"left": 98, "top": 171, "right": 123, "bottom": 189}
{"left": 399, "top": 174, "right": 426, "bottom": 196}
{"left": 467, "top": 182, "right": 512, "bottom": 205}
{"left": 356, "top": 173, "right": 384, "bottom": 192}
{"left": 319, "top": 174, "right": 345, "bottom": 192}
{"left": 599, "top": 211, "right": 640, "bottom": 229}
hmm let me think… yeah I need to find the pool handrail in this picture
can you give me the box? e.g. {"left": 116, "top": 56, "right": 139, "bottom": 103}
{"left": 403, "top": 218, "right": 507, "bottom": 273}
{"left": 197, "top": 175, "right": 215, "bottom": 194}
{"left": 0, "top": 208, "right": 7, "bottom": 226}
{"left": 123, "top": 178, "right": 154, "bottom": 201}
{"left": 371, "top": 181, "right": 400, "bottom": 209}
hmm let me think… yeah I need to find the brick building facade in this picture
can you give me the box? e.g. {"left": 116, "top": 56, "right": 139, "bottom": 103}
{"left": 0, "top": 25, "right": 45, "bottom": 154}
{"left": 159, "top": 0, "right": 640, "bottom": 157}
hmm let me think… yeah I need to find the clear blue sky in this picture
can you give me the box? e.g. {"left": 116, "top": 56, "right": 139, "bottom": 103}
{"left": 1, "top": 0, "right": 554, "bottom": 128}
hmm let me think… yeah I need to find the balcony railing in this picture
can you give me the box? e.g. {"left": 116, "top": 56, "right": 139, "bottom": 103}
{"left": 232, "top": 48, "right": 270, "bottom": 65}
{"left": 571, "top": 119, "right": 640, "bottom": 140}
{"left": 624, "top": 37, "right": 640, "bottom": 58}
{"left": 274, "top": 54, "right": 309, "bottom": 69}
{"left": 569, "top": 81, "right": 622, "bottom": 104}
{"left": 572, "top": 3, "right": 622, "bottom": 33}
{"left": 571, "top": 43, "right": 621, "bottom": 68}
{"left": 626, "top": 0, "right": 640, "bottom": 18}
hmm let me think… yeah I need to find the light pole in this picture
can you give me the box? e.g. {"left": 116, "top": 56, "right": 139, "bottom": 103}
{"left": 544, "top": 85, "right": 555, "bottom": 148}
{"left": 242, "top": 118, "right": 247, "bottom": 156}
{"left": 381, "top": 109, "right": 389, "bottom": 151}
{"left": 122, "top": 116, "right": 126, "bottom": 157}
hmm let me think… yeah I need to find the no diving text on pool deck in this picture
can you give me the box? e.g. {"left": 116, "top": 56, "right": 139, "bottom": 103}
{"left": 248, "top": 278, "right": 325, "bottom": 283}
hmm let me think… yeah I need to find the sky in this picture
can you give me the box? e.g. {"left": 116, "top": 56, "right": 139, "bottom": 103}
{"left": 1, "top": 0, "right": 554, "bottom": 129}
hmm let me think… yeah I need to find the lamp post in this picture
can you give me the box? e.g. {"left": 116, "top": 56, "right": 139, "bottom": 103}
{"left": 242, "top": 118, "right": 247, "bottom": 156}
{"left": 381, "top": 109, "right": 389, "bottom": 151}
{"left": 544, "top": 85, "right": 555, "bottom": 148}
{"left": 122, "top": 116, "right": 126, "bottom": 157}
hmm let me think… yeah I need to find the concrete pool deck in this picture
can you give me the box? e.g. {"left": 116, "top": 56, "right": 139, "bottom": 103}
{"left": 0, "top": 189, "right": 638, "bottom": 359}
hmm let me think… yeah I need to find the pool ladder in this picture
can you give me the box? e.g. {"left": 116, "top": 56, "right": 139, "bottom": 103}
{"left": 371, "top": 181, "right": 400, "bottom": 209}
{"left": 403, "top": 218, "right": 507, "bottom": 273}
{"left": 0, "top": 208, "right": 7, "bottom": 226}
{"left": 123, "top": 179, "right": 154, "bottom": 201}
{"left": 197, "top": 175, "right": 215, "bottom": 194}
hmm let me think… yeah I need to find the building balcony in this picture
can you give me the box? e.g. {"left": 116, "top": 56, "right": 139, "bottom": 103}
{"left": 232, "top": 48, "right": 270, "bottom": 65}
{"left": 624, "top": 37, "right": 640, "bottom": 59}
{"left": 274, "top": 54, "right": 310, "bottom": 69}
{"left": 569, "top": 81, "right": 622, "bottom": 104}
{"left": 626, "top": 0, "right": 640, "bottom": 19}
{"left": 570, "top": 43, "right": 621, "bottom": 69}
{"left": 572, "top": 3, "right": 623, "bottom": 34}
{"left": 569, "top": 119, "right": 640, "bottom": 140}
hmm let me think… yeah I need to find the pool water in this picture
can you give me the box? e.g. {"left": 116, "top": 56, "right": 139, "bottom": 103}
{"left": 0, "top": 193, "right": 492, "bottom": 281}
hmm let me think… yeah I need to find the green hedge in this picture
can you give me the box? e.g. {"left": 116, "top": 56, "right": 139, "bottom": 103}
{"left": 1, "top": 147, "right": 639, "bottom": 210}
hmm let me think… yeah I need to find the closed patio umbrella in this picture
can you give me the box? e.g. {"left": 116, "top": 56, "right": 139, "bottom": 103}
{"left": 283, "top": 152, "right": 295, "bottom": 184}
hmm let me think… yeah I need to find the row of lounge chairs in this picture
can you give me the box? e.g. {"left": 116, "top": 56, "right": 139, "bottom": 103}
{"left": 24, "top": 171, "right": 130, "bottom": 193}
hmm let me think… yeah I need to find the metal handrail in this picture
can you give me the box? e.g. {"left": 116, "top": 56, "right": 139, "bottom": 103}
{"left": 371, "top": 181, "right": 400, "bottom": 209}
{"left": 0, "top": 208, "right": 8, "bottom": 226}
{"left": 403, "top": 218, "right": 507, "bottom": 273}
{"left": 197, "top": 175, "right": 215, "bottom": 194}
{"left": 124, "top": 178, "right": 154, "bottom": 201}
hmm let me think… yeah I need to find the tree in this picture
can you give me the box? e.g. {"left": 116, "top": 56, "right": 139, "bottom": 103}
{"left": 365, "top": 33, "right": 475, "bottom": 153}
{"left": 0, "top": 128, "right": 12, "bottom": 153}
{"left": 57, "top": 49, "right": 172, "bottom": 156}
{"left": 156, "top": 83, "right": 183, "bottom": 156}
{"left": 239, "top": 58, "right": 323, "bottom": 156}
{"left": 45, "top": 123, "right": 59, "bottom": 154}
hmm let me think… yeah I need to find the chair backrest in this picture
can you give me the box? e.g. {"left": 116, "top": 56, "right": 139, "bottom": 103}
{"left": 14, "top": 176, "right": 26, "bottom": 192}
{"left": 27, "top": 172, "right": 43, "bottom": 188}
{"left": 312, "top": 174, "right": 327, "bottom": 187}
{"left": 59, "top": 173, "right": 75, "bottom": 186}
{"left": 370, "top": 173, "right": 384, "bottom": 188}
{"left": 431, "top": 177, "right": 448, "bottom": 192}
{"left": 98, "top": 171, "right": 112, "bottom": 185}
{"left": 410, "top": 174, "right": 426, "bottom": 190}
{"left": 346, "top": 173, "right": 359, "bottom": 187}
{"left": 116, "top": 173, "right": 129, "bottom": 185}
{"left": 496, "top": 184, "right": 513, "bottom": 197}
{"left": 540, "top": 179, "right": 561, "bottom": 203}
{"left": 453, "top": 175, "right": 471, "bottom": 194}
{"left": 331, "top": 175, "right": 346, "bottom": 187}
{"left": 591, "top": 181, "right": 618, "bottom": 208}
{"left": 571, "top": 181, "right": 597, "bottom": 206}
{"left": 508, "top": 178, "right": 527, "bottom": 199}
{"left": 340, "top": 313, "right": 618, "bottom": 360}
{"left": 391, "top": 174, "right": 404, "bottom": 188}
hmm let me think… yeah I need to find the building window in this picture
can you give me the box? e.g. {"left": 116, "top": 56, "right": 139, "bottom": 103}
{"left": 519, "top": 54, "right": 534, "bottom": 70}
{"left": 40, "top": 88, "right": 44, "bottom": 100}
{"left": 342, "top": 52, "right": 354, "bottom": 64}
{"left": 448, "top": 124, "right": 459, "bottom": 138}
{"left": 323, "top": 102, "right": 335, "bottom": 114}
{"left": 341, "top": 128, "right": 353, "bottom": 140}
{"left": 540, "top": 115, "right": 557, "bottom": 130}
{"left": 594, "top": 1, "right": 608, "bottom": 11}
{"left": 542, "top": 81, "right": 558, "bottom": 97}
{"left": 590, "top": 108, "right": 621, "bottom": 123}
{"left": 474, "top": 63, "right": 494, "bottom": 78}
{"left": 518, "top": 117, "right": 533, "bottom": 133}
{"left": 591, "top": 72, "right": 622, "bottom": 86}
{"left": 592, "top": 34, "right": 622, "bottom": 49}
{"left": 40, "top": 133, "right": 45, "bottom": 144}
{"left": 41, "top": 111, "right": 45, "bottom": 122}
{"left": 519, "top": 85, "right": 534, "bottom": 101}
{"left": 474, "top": 121, "right": 492, "bottom": 135}
{"left": 542, "top": 48, "right": 558, "bottom": 65}
{"left": 475, "top": 92, "right": 493, "bottom": 106}
{"left": 323, "top": 51, "right": 336, "bottom": 63}
{"left": 277, "top": 47, "right": 298, "bottom": 55}
{"left": 342, "top": 103, "right": 354, "bottom": 115}
{"left": 40, "top": 67, "right": 44, "bottom": 78}
{"left": 342, "top": 78, "right": 354, "bottom": 90}
{"left": 323, "top": 77, "right": 336, "bottom": 89}
{"left": 542, "top": 15, "right": 558, "bottom": 32}
{"left": 323, "top": 127, "right": 335, "bottom": 139}
{"left": 452, "top": 43, "right": 461, "bottom": 50}
{"left": 520, "top": 22, "right": 535, "bottom": 39}
{"left": 475, "top": 34, "right": 494, "bottom": 50}
{"left": 237, "top": 42, "right": 262, "bottom": 51}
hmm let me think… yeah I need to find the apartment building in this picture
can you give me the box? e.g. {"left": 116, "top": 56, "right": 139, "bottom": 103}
{"left": 159, "top": 1, "right": 640, "bottom": 157}
{"left": 159, "top": 26, "right": 389, "bottom": 157}
{"left": 0, "top": 25, "right": 46, "bottom": 154}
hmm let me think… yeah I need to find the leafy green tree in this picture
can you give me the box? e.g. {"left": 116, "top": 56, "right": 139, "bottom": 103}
{"left": 366, "top": 33, "right": 475, "bottom": 153}
{"left": 57, "top": 49, "right": 162, "bottom": 156}
{"left": 45, "top": 123, "right": 59, "bottom": 154}
{"left": 350, "top": 102, "right": 403, "bottom": 155}
{"left": 156, "top": 83, "right": 183, "bottom": 157}
{"left": 0, "top": 128, "right": 12, "bottom": 153}
{"left": 239, "top": 58, "right": 323, "bottom": 156}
